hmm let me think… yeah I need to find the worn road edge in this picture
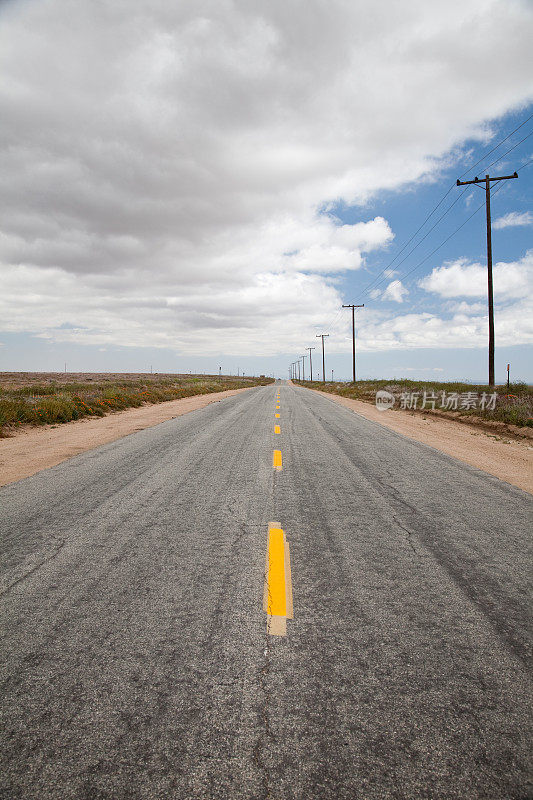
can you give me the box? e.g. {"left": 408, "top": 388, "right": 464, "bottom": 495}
{"left": 0, "top": 387, "right": 255, "bottom": 487}
{"left": 305, "top": 387, "right": 532, "bottom": 494}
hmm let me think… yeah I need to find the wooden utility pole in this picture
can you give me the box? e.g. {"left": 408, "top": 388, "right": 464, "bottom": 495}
{"left": 300, "top": 355, "right": 306, "bottom": 380}
{"left": 456, "top": 171, "right": 518, "bottom": 386}
{"left": 342, "top": 304, "right": 364, "bottom": 383}
{"left": 306, "top": 346, "right": 316, "bottom": 381}
{"left": 316, "top": 334, "right": 329, "bottom": 384}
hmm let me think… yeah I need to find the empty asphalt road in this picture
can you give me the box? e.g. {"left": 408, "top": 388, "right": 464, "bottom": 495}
{"left": 1, "top": 382, "right": 532, "bottom": 800}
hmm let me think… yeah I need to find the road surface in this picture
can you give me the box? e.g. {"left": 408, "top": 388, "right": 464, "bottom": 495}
{"left": 1, "top": 382, "right": 531, "bottom": 799}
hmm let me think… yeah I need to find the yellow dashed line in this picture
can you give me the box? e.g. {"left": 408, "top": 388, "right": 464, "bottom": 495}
{"left": 273, "top": 450, "right": 282, "bottom": 470}
{"left": 267, "top": 527, "right": 286, "bottom": 616}
{"left": 275, "top": 413, "right": 280, "bottom": 418}
{"left": 264, "top": 523, "right": 293, "bottom": 636}
{"left": 274, "top": 425, "right": 281, "bottom": 434}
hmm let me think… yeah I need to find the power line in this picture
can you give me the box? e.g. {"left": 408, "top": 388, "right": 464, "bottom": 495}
{"left": 516, "top": 154, "right": 533, "bottom": 172}
{"left": 359, "top": 115, "right": 533, "bottom": 296}
{"left": 362, "top": 188, "right": 469, "bottom": 296}
{"left": 393, "top": 202, "right": 486, "bottom": 282}
{"left": 388, "top": 174, "right": 511, "bottom": 290}
{"left": 457, "top": 113, "right": 532, "bottom": 178}
{"left": 390, "top": 176, "right": 510, "bottom": 302}
{"left": 360, "top": 185, "right": 456, "bottom": 295}
{"left": 479, "top": 129, "right": 533, "bottom": 173}
{"left": 303, "top": 114, "right": 532, "bottom": 369}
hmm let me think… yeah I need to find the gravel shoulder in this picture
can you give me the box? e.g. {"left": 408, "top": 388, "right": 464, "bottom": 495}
{"left": 308, "top": 387, "right": 533, "bottom": 494}
{"left": 0, "top": 386, "right": 253, "bottom": 487}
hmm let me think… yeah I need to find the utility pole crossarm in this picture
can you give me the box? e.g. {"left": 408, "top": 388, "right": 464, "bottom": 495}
{"left": 457, "top": 172, "right": 517, "bottom": 186}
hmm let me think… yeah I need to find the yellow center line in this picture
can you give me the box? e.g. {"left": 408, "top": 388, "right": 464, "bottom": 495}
{"left": 276, "top": 404, "right": 280, "bottom": 409}
{"left": 274, "top": 425, "right": 281, "bottom": 434}
{"left": 273, "top": 449, "right": 282, "bottom": 470}
{"left": 275, "top": 413, "right": 280, "bottom": 418}
{"left": 263, "top": 523, "right": 293, "bottom": 636}
{"left": 267, "top": 527, "right": 286, "bottom": 617}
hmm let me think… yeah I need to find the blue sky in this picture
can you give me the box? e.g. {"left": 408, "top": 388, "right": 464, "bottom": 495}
{"left": 1, "top": 0, "right": 532, "bottom": 383}
{"left": 317, "top": 106, "right": 533, "bottom": 382}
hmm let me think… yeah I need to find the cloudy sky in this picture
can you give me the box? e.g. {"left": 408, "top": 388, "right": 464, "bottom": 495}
{"left": 1, "top": 0, "right": 532, "bottom": 381}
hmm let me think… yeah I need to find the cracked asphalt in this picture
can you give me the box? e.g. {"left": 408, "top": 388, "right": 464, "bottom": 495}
{"left": 1, "top": 381, "right": 532, "bottom": 799}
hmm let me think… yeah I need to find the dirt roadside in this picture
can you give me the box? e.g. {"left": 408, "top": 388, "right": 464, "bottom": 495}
{"left": 0, "top": 386, "right": 253, "bottom": 487}
{"left": 310, "top": 388, "right": 532, "bottom": 494}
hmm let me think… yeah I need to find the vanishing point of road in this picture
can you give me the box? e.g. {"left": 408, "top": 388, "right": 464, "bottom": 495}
{"left": 1, "top": 382, "right": 531, "bottom": 799}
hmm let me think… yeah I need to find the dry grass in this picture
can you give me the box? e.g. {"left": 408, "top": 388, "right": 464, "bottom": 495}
{"left": 296, "top": 378, "right": 533, "bottom": 428}
{"left": 0, "top": 372, "right": 273, "bottom": 436}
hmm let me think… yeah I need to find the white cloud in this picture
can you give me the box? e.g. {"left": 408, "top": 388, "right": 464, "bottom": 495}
{"left": 352, "top": 296, "right": 533, "bottom": 351}
{"left": 418, "top": 251, "right": 532, "bottom": 300}
{"left": 382, "top": 280, "right": 408, "bottom": 303}
{"left": 0, "top": 0, "right": 532, "bottom": 355}
{"left": 444, "top": 300, "right": 486, "bottom": 314}
{"left": 369, "top": 279, "right": 408, "bottom": 303}
{"left": 343, "top": 252, "right": 533, "bottom": 352}
{"left": 0, "top": 264, "right": 342, "bottom": 356}
{"left": 493, "top": 211, "right": 533, "bottom": 229}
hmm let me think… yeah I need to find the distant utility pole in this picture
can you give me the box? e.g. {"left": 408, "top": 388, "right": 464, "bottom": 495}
{"left": 306, "top": 346, "right": 315, "bottom": 381}
{"left": 456, "top": 171, "right": 518, "bottom": 386}
{"left": 300, "top": 355, "right": 306, "bottom": 381}
{"left": 64, "top": 363, "right": 67, "bottom": 373}
{"left": 297, "top": 359, "right": 301, "bottom": 380}
{"left": 331, "top": 369, "right": 334, "bottom": 382}
{"left": 316, "top": 334, "right": 329, "bottom": 384}
{"left": 342, "top": 304, "right": 364, "bottom": 383}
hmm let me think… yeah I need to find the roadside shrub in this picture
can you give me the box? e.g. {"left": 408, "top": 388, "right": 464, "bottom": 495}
{"left": 296, "top": 378, "right": 533, "bottom": 428}
{"left": 0, "top": 374, "right": 273, "bottom": 434}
